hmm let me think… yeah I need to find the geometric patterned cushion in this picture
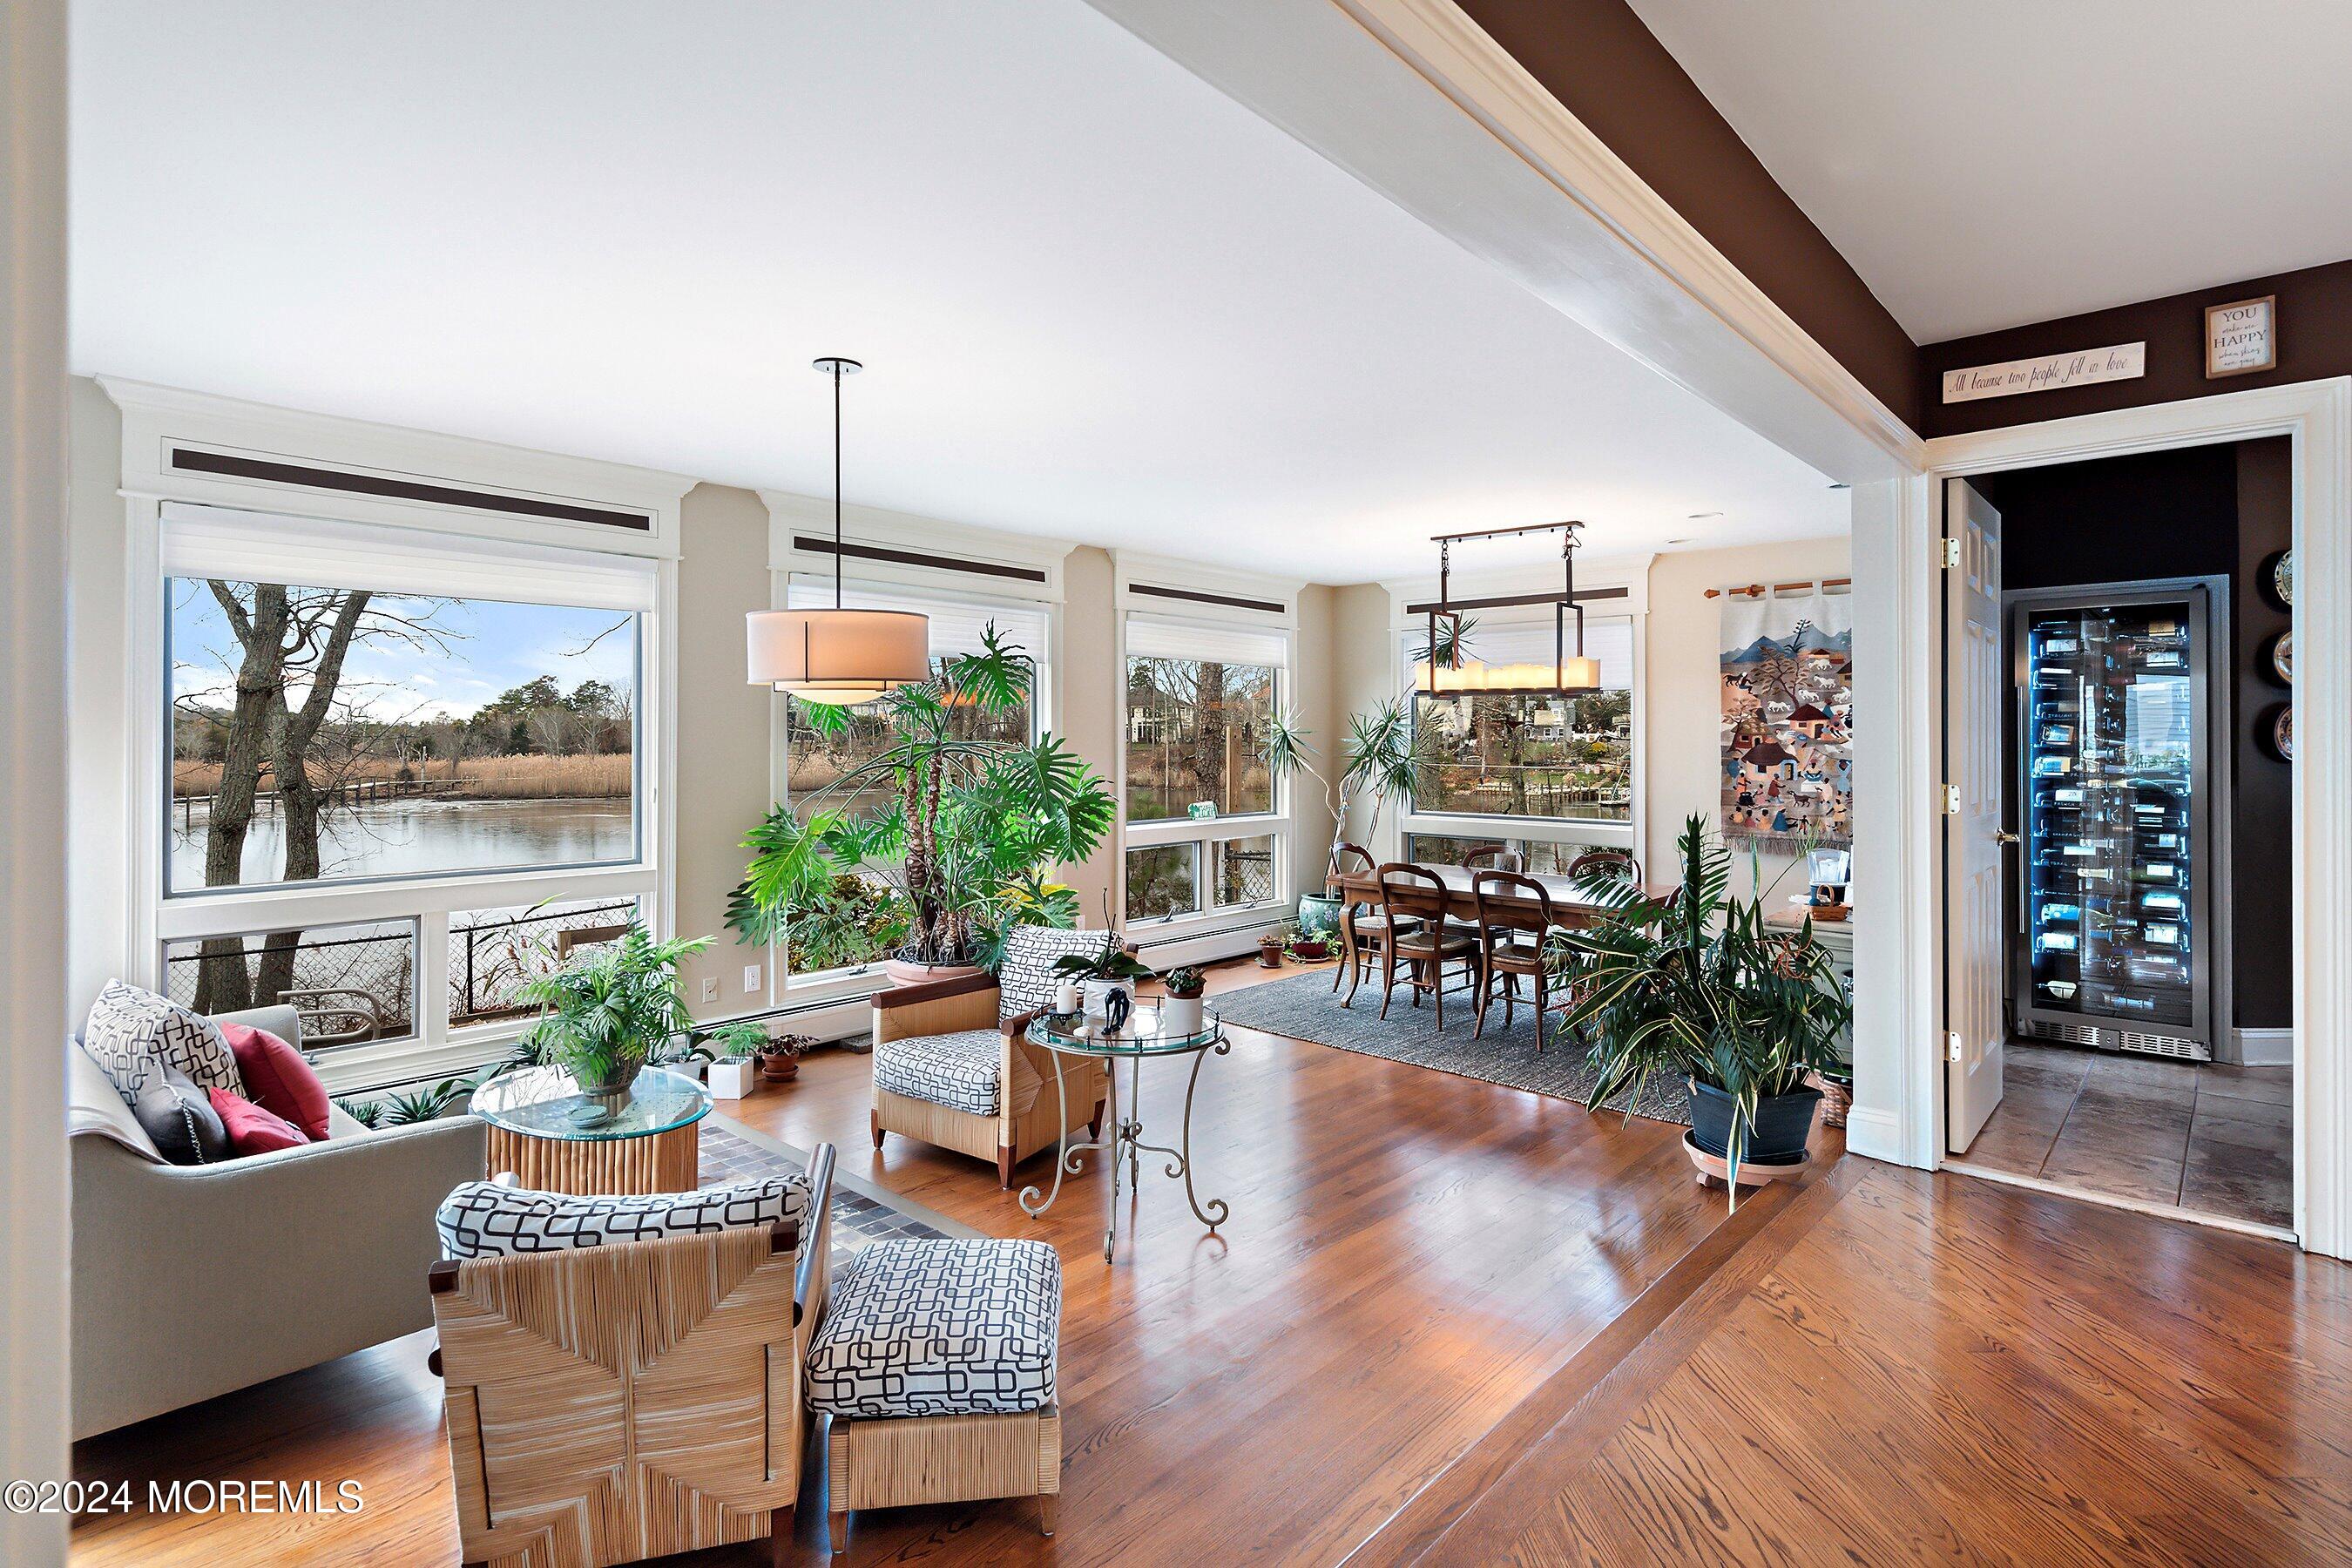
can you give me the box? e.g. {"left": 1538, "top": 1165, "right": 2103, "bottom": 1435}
{"left": 995, "top": 925, "right": 1116, "bottom": 1022}
{"left": 435, "top": 1173, "right": 812, "bottom": 1260}
{"left": 873, "top": 1028, "right": 1002, "bottom": 1117}
{"left": 80, "top": 979, "right": 243, "bottom": 1108}
{"left": 805, "top": 1238, "right": 1060, "bottom": 1417}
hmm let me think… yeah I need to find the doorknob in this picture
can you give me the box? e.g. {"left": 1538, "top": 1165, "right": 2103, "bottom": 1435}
{"left": 1994, "top": 830, "right": 2020, "bottom": 845}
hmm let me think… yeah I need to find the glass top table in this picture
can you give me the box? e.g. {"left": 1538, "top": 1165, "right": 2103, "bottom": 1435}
{"left": 470, "top": 1064, "right": 713, "bottom": 1142}
{"left": 1021, "top": 1003, "right": 1229, "bottom": 1261}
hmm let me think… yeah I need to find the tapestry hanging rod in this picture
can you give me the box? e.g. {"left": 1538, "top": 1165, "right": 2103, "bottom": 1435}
{"left": 1704, "top": 576, "right": 1852, "bottom": 600}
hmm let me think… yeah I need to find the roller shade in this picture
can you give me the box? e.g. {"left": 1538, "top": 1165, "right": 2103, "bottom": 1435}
{"left": 787, "top": 577, "right": 1051, "bottom": 665}
{"left": 1416, "top": 616, "right": 1634, "bottom": 690}
{"left": 1126, "top": 613, "right": 1288, "bottom": 669}
{"left": 160, "top": 501, "right": 659, "bottom": 612}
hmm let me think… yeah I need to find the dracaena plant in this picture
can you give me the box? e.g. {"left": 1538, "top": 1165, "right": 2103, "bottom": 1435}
{"left": 1260, "top": 696, "right": 1432, "bottom": 857}
{"left": 1551, "top": 814, "right": 1850, "bottom": 1201}
{"left": 728, "top": 625, "right": 1115, "bottom": 970}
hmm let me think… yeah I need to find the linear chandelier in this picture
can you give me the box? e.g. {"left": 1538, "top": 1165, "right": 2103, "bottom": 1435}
{"left": 1420, "top": 519, "right": 1600, "bottom": 697}
{"left": 745, "top": 356, "right": 932, "bottom": 706}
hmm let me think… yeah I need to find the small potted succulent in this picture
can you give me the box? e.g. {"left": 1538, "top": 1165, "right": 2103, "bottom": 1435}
{"left": 702, "top": 1021, "right": 768, "bottom": 1099}
{"left": 1256, "top": 929, "right": 1287, "bottom": 970}
{"left": 1159, "top": 965, "right": 1207, "bottom": 1034}
{"left": 1051, "top": 943, "right": 1156, "bottom": 1035}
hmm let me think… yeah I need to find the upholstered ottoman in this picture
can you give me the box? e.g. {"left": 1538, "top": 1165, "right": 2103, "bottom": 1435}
{"left": 807, "top": 1237, "right": 1062, "bottom": 1551}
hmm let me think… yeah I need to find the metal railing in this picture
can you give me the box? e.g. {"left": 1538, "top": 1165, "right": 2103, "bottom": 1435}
{"left": 447, "top": 898, "right": 638, "bottom": 1026}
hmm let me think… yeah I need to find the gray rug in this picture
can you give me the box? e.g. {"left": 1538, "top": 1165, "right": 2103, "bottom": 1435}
{"left": 700, "top": 1114, "right": 982, "bottom": 1270}
{"left": 1210, "top": 970, "right": 1691, "bottom": 1125}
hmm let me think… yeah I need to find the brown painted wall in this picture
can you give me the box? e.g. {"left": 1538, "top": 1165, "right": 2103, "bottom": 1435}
{"left": 1456, "top": 0, "right": 1921, "bottom": 432}
{"left": 1923, "top": 259, "right": 2352, "bottom": 438}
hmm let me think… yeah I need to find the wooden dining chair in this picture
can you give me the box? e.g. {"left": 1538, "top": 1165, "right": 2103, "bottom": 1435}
{"left": 1332, "top": 842, "right": 1418, "bottom": 1005}
{"left": 1565, "top": 848, "right": 1642, "bottom": 886}
{"left": 1470, "top": 869, "right": 1567, "bottom": 1044}
{"left": 1375, "top": 864, "right": 1480, "bottom": 1026}
{"left": 1446, "top": 845, "right": 1522, "bottom": 936}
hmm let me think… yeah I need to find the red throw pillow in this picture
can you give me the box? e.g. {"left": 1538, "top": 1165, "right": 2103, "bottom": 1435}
{"left": 208, "top": 1086, "right": 312, "bottom": 1155}
{"left": 220, "top": 1023, "right": 334, "bottom": 1140}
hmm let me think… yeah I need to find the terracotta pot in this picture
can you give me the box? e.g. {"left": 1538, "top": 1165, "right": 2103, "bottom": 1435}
{"left": 757, "top": 1051, "right": 799, "bottom": 1083}
{"left": 882, "top": 958, "right": 986, "bottom": 989}
{"left": 1256, "top": 941, "right": 1284, "bottom": 970}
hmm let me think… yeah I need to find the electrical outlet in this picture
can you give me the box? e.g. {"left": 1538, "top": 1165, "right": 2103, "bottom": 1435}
{"left": 742, "top": 963, "right": 762, "bottom": 993}
{"left": 700, "top": 977, "right": 719, "bottom": 1004}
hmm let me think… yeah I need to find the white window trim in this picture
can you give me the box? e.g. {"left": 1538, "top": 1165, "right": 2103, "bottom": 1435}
{"left": 757, "top": 503, "right": 1066, "bottom": 998}
{"left": 1112, "top": 559, "right": 1301, "bottom": 939}
{"left": 99, "top": 381, "right": 693, "bottom": 1092}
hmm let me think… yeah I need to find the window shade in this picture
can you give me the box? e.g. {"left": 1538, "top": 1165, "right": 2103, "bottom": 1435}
{"left": 787, "top": 577, "right": 1051, "bottom": 665}
{"left": 160, "top": 501, "right": 659, "bottom": 612}
{"left": 1126, "top": 613, "right": 1288, "bottom": 669}
{"left": 1419, "top": 616, "right": 1633, "bottom": 689}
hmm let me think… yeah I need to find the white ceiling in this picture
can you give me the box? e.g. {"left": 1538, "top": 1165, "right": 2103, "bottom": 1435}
{"left": 1628, "top": 0, "right": 2352, "bottom": 343}
{"left": 69, "top": 0, "right": 1843, "bottom": 583}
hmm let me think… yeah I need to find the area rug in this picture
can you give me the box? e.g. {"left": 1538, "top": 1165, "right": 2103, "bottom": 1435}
{"left": 700, "top": 1113, "right": 982, "bottom": 1267}
{"left": 1209, "top": 970, "right": 1691, "bottom": 1125}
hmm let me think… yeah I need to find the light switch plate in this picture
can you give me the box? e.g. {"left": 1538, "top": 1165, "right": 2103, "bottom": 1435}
{"left": 742, "top": 963, "right": 762, "bottom": 993}
{"left": 700, "top": 977, "right": 719, "bottom": 1004}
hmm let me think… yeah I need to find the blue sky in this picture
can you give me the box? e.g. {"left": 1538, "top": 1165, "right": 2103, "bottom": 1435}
{"left": 170, "top": 580, "right": 636, "bottom": 723}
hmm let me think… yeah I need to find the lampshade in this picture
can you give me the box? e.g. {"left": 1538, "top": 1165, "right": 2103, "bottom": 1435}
{"left": 1422, "top": 654, "right": 1600, "bottom": 697}
{"left": 747, "top": 607, "right": 931, "bottom": 705}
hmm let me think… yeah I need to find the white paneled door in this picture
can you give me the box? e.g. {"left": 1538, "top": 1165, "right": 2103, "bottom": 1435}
{"left": 1946, "top": 480, "right": 2007, "bottom": 1152}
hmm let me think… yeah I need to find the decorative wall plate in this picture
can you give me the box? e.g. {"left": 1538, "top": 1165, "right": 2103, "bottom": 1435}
{"left": 2260, "top": 549, "right": 2295, "bottom": 610}
{"left": 2263, "top": 630, "right": 2293, "bottom": 686}
{"left": 2258, "top": 703, "right": 2294, "bottom": 762}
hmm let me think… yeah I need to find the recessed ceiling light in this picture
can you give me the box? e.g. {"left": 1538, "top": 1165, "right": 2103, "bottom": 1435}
{"left": 1666, "top": 537, "right": 1693, "bottom": 545}
{"left": 1828, "top": 482, "right": 1851, "bottom": 490}
{"left": 1686, "top": 510, "right": 1722, "bottom": 520}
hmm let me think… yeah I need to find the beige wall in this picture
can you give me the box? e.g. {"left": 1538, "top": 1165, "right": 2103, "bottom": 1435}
{"left": 1056, "top": 545, "right": 1119, "bottom": 925}
{"left": 671, "top": 482, "right": 776, "bottom": 1023}
{"left": 1328, "top": 582, "right": 1398, "bottom": 859}
{"left": 1288, "top": 584, "right": 1337, "bottom": 896}
{"left": 1644, "top": 534, "right": 1850, "bottom": 896}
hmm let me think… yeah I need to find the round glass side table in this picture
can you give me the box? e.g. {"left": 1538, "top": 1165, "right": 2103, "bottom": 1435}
{"left": 1020, "top": 1004, "right": 1229, "bottom": 1262}
{"left": 469, "top": 1064, "right": 713, "bottom": 1195}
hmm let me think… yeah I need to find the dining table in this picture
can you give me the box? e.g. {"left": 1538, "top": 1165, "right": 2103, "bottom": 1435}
{"left": 1324, "top": 862, "right": 1680, "bottom": 979}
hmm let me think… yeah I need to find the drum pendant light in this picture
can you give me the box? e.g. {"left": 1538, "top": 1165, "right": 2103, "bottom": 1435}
{"left": 746, "top": 357, "right": 930, "bottom": 706}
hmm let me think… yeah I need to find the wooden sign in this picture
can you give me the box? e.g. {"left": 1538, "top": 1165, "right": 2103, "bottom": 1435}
{"left": 1941, "top": 342, "right": 2146, "bottom": 403}
{"left": 2206, "top": 294, "right": 2276, "bottom": 377}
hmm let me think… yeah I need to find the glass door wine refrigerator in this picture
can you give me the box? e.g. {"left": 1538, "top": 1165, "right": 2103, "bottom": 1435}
{"left": 2010, "top": 578, "right": 2228, "bottom": 1061}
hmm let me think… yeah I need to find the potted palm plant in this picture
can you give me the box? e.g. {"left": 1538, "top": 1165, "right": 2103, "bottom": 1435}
{"left": 517, "top": 923, "right": 711, "bottom": 1097}
{"left": 1554, "top": 815, "right": 1850, "bottom": 1204}
{"left": 1262, "top": 697, "right": 1428, "bottom": 896}
{"left": 730, "top": 625, "right": 1117, "bottom": 988}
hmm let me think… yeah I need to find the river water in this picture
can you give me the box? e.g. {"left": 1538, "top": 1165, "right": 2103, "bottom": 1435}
{"left": 169, "top": 796, "right": 637, "bottom": 892}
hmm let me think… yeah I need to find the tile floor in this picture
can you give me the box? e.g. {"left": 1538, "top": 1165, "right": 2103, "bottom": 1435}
{"left": 1960, "top": 1040, "right": 2292, "bottom": 1228}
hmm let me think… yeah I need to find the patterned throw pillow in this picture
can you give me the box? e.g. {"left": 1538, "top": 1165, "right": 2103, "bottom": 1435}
{"left": 995, "top": 926, "right": 1116, "bottom": 1021}
{"left": 806, "top": 1238, "right": 1061, "bottom": 1418}
{"left": 81, "top": 980, "right": 243, "bottom": 1108}
{"left": 436, "top": 1173, "right": 813, "bottom": 1260}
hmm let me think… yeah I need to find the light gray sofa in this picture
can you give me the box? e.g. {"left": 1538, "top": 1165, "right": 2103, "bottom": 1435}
{"left": 67, "top": 1004, "right": 486, "bottom": 1439}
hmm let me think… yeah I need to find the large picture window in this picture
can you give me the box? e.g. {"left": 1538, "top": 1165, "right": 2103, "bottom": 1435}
{"left": 151, "top": 500, "right": 665, "bottom": 1073}
{"left": 777, "top": 579, "right": 1050, "bottom": 979}
{"left": 1409, "top": 618, "right": 1635, "bottom": 824}
{"left": 169, "top": 581, "right": 639, "bottom": 894}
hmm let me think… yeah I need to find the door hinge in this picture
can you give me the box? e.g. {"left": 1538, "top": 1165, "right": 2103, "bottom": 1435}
{"left": 1941, "top": 537, "right": 1962, "bottom": 568}
{"left": 1947, "top": 1030, "right": 1964, "bottom": 1063}
{"left": 1941, "top": 783, "right": 1962, "bottom": 814}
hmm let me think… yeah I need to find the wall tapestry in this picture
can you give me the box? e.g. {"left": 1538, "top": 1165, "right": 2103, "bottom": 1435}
{"left": 1720, "top": 588, "right": 1853, "bottom": 852}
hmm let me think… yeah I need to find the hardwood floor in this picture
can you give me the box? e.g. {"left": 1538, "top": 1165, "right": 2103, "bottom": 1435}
{"left": 71, "top": 960, "right": 2352, "bottom": 1566}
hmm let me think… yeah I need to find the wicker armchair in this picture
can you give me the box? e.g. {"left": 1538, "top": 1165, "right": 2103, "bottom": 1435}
{"left": 868, "top": 928, "right": 1113, "bottom": 1187}
{"left": 428, "top": 1146, "right": 835, "bottom": 1568}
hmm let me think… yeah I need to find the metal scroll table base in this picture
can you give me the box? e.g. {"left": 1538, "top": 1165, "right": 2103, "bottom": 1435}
{"left": 1017, "top": 1037, "right": 1230, "bottom": 1263}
